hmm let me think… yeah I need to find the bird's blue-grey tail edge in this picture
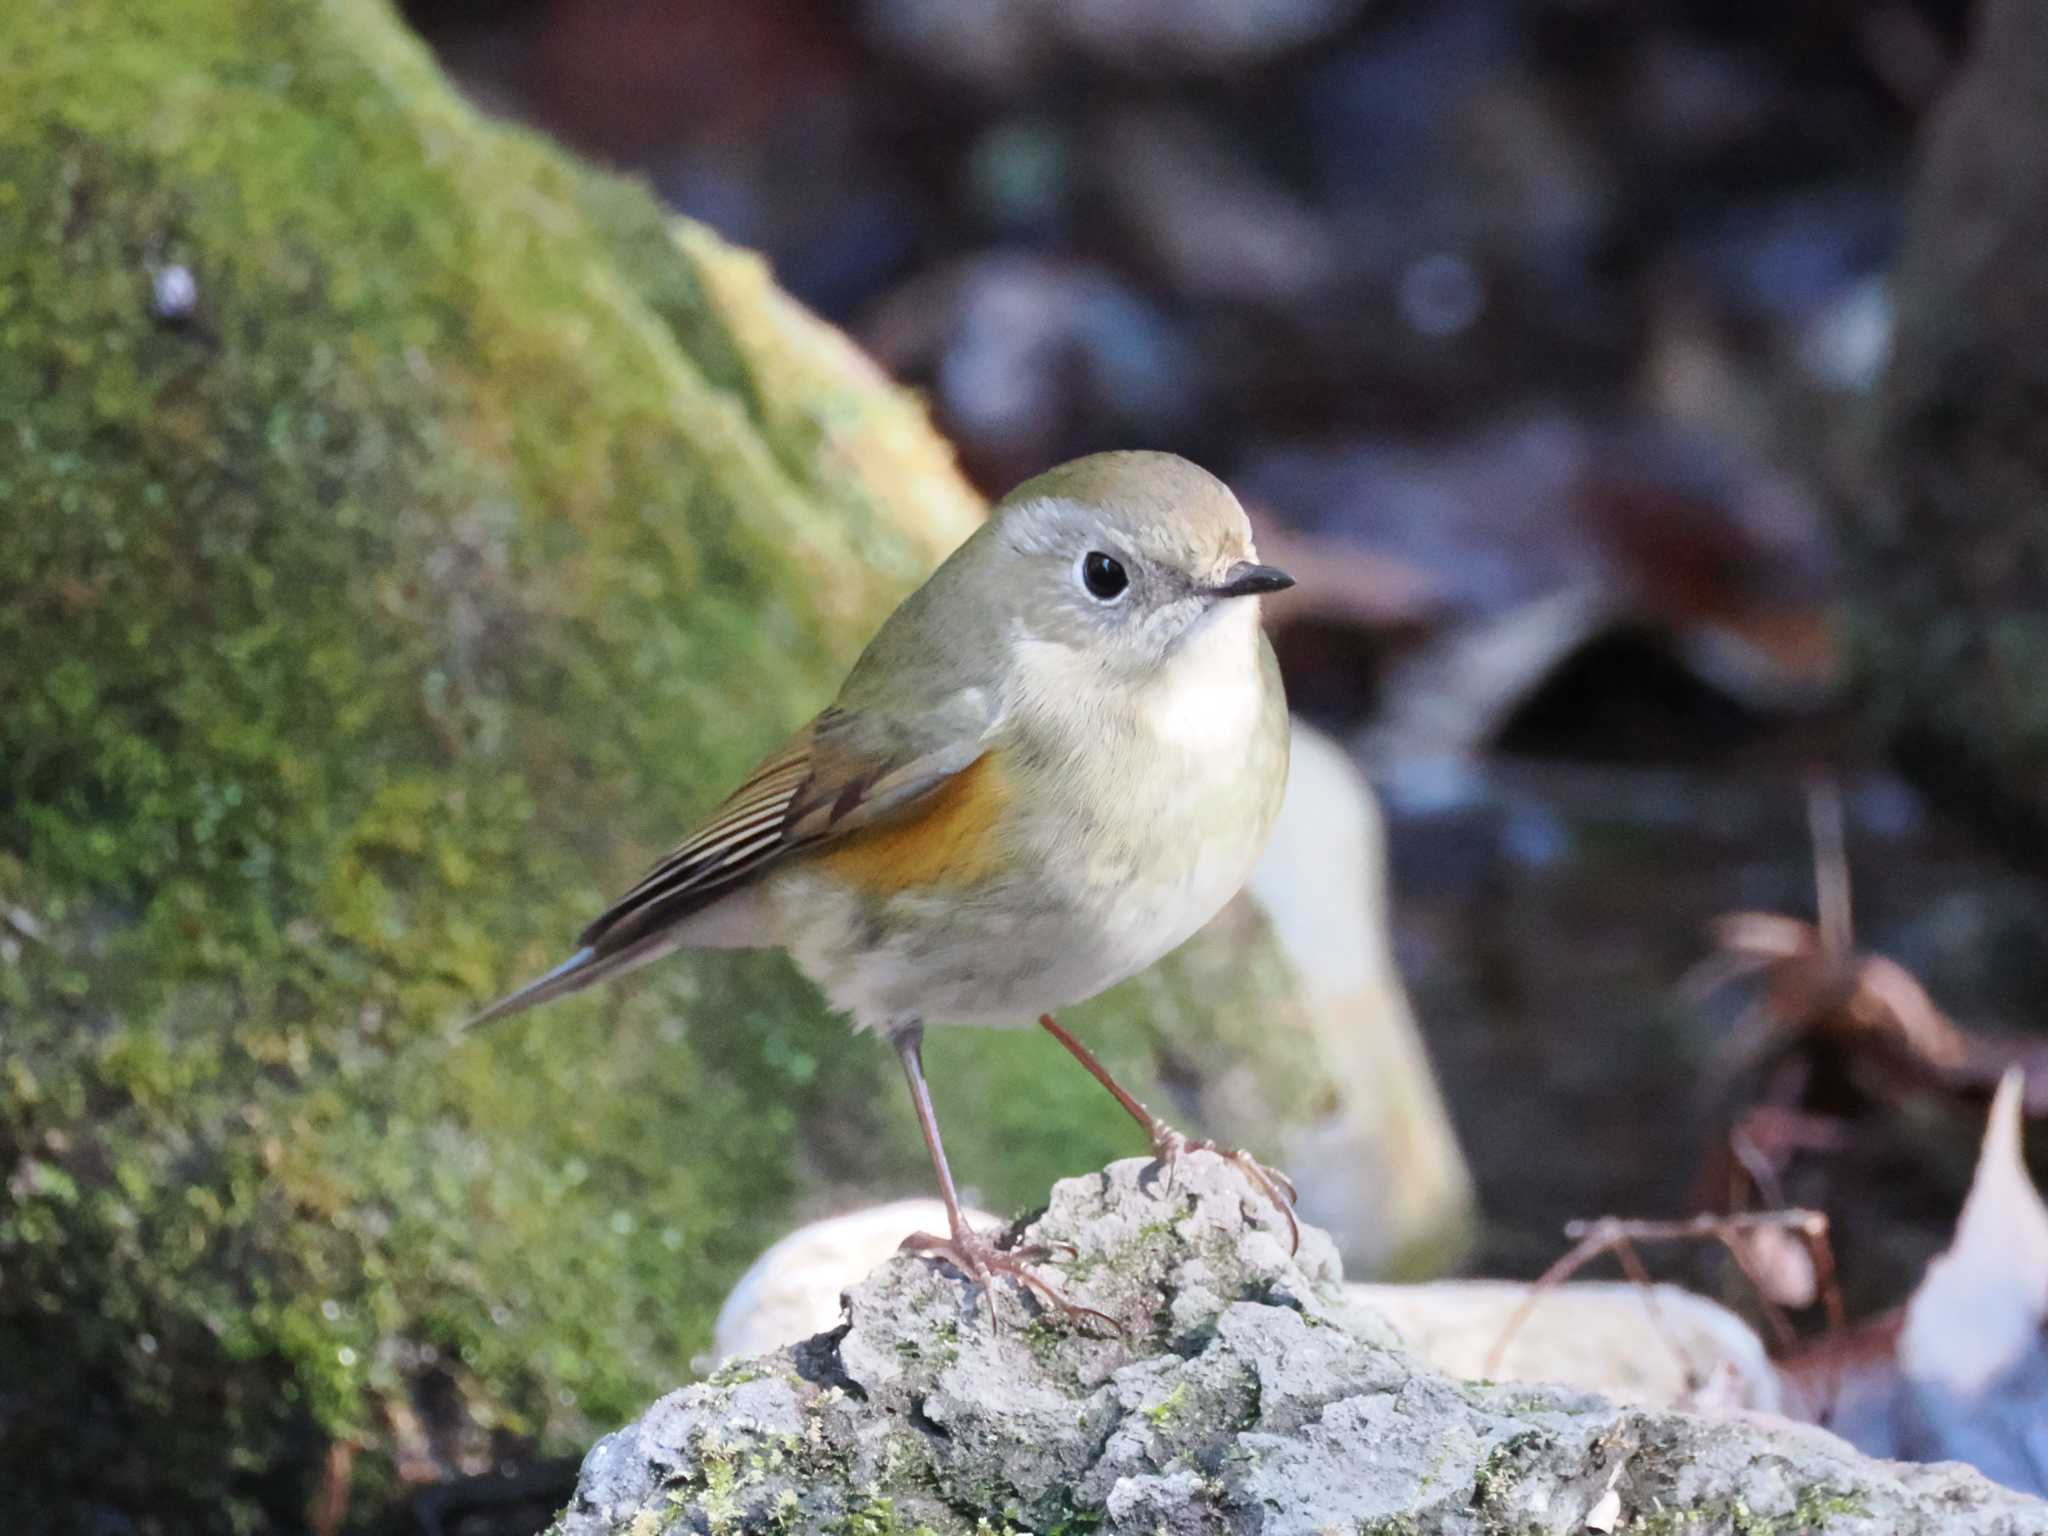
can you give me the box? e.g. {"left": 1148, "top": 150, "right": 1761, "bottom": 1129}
{"left": 465, "top": 946, "right": 602, "bottom": 1030}
{"left": 464, "top": 928, "right": 687, "bottom": 1031}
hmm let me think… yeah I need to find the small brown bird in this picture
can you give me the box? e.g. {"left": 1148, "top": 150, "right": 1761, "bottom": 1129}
{"left": 475, "top": 451, "right": 1298, "bottom": 1320}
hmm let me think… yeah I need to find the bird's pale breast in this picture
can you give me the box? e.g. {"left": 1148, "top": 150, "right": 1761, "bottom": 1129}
{"left": 766, "top": 605, "right": 1288, "bottom": 1032}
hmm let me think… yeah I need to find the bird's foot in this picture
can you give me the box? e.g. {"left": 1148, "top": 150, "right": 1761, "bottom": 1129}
{"left": 1144, "top": 1123, "right": 1300, "bottom": 1255}
{"left": 899, "top": 1224, "right": 1121, "bottom": 1335}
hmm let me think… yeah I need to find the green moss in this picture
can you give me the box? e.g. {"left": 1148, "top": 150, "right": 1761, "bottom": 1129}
{"left": 840, "top": 1496, "right": 943, "bottom": 1536}
{"left": 706, "top": 1361, "right": 775, "bottom": 1389}
{"left": 0, "top": 3, "right": 1336, "bottom": 1532}
{"left": 1622, "top": 1487, "right": 1866, "bottom": 1536}
{"left": 1140, "top": 1380, "right": 1189, "bottom": 1426}
{"left": 1738, "top": 1490, "right": 1868, "bottom": 1536}
{"left": 0, "top": 0, "right": 982, "bottom": 1527}
{"left": 1472, "top": 1429, "right": 1546, "bottom": 1517}
{"left": 1018, "top": 1313, "right": 1068, "bottom": 1369}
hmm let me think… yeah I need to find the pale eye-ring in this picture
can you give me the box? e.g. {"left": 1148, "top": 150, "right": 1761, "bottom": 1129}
{"left": 1080, "top": 550, "right": 1129, "bottom": 602}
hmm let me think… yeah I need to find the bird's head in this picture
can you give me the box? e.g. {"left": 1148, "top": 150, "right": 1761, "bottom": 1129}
{"left": 987, "top": 450, "right": 1292, "bottom": 678}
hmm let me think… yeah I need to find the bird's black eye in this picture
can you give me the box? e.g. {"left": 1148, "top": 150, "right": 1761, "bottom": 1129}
{"left": 1081, "top": 551, "right": 1129, "bottom": 601}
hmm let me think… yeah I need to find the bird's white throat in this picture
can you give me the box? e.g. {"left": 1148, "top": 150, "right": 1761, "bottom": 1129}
{"left": 1140, "top": 598, "right": 1264, "bottom": 752}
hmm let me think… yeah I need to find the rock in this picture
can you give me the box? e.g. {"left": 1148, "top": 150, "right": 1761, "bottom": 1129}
{"left": 1842, "top": 0, "right": 2048, "bottom": 860}
{"left": 553, "top": 1154, "right": 2048, "bottom": 1535}
{"left": 0, "top": 2, "right": 1391, "bottom": 1528}
{"left": 714, "top": 1242, "right": 1783, "bottom": 1418}
{"left": 710, "top": 1199, "right": 997, "bottom": 1365}
{"left": 1342, "top": 1279, "right": 1782, "bottom": 1414}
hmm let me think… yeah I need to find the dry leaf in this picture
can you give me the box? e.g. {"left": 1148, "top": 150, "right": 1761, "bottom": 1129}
{"left": 1898, "top": 1069, "right": 2048, "bottom": 1394}
{"left": 1804, "top": 1071, "right": 2048, "bottom": 1495}
{"left": 1585, "top": 1484, "right": 1622, "bottom": 1533}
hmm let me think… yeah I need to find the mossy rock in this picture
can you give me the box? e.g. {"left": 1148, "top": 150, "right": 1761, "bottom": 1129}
{"left": 0, "top": 2, "right": 1342, "bottom": 1530}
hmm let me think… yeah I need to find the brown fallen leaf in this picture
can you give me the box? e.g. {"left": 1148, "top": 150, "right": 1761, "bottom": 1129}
{"left": 1897, "top": 1069, "right": 2048, "bottom": 1404}
{"left": 1690, "top": 781, "right": 2048, "bottom": 1219}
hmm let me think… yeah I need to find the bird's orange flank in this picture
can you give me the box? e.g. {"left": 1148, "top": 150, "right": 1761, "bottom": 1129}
{"left": 812, "top": 752, "right": 1011, "bottom": 892}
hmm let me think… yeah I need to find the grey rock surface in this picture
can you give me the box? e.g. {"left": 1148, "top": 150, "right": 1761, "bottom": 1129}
{"left": 552, "top": 1155, "right": 2048, "bottom": 1535}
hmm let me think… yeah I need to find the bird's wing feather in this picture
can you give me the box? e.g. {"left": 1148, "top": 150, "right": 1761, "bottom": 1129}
{"left": 467, "top": 695, "right": 995, "bottom": 1029}
{"left": 468, "top": 528, "right": 1011, "bottom": 1032}
{"left": 577, "top": 694, "right": 996, "bottom": 957}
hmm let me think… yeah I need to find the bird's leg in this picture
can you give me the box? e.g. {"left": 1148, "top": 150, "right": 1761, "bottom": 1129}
{"left": 1036, "top": 1013, "right": 1299, "bottom": 1254}
{"left": 891, "top": 1025, "right": 1118, "bottom": 1333}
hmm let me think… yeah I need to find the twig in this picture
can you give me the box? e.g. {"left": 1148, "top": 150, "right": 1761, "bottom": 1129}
{"left": 1807, "top": 775, "right": 1852, "bottom": 964}
{"left": 1483, "top": 1209, "right": 1836, "bottom": 1380}
{"left": 308, "top": 1438, "right": 355, "bottom": 1536}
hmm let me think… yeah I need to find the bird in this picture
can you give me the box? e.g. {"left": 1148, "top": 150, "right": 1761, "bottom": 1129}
{"left": 472, "top": 450, "right": 1298, "bottom": 1324}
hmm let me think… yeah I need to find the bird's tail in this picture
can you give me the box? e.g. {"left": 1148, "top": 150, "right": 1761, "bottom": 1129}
{"left": 466, "top": 946, "right": 603, "bottom": 1029}
{"left": 465, "top": 933, "right": 676, "bottom": 1031}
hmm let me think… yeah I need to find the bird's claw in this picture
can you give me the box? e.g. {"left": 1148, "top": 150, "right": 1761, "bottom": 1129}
{"left": 1012, "top": 1236, "right": 1081, "bottom": 1262}
{"left": 1144, "top": 1124, "right": 1300, "bottom": 1254}
{"left": 899, "top": 1226, "right": 1121, "bottom": 1335}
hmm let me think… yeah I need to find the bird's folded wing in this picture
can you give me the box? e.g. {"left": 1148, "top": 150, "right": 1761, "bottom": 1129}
{"left": 578, "top": 695, "right": 994, "bottom": 956}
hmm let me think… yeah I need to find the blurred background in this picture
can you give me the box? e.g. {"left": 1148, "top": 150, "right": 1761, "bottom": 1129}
{"left": 14, "top": 0, "right": 2048, "bottom": 1528}
{"left": 396, "top": 0, "right": 2022, "bottom": 1299}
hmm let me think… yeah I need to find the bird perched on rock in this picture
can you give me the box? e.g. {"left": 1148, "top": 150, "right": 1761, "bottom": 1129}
{"left": 474, "top": 451, "right": 1297, "bottom": 1322}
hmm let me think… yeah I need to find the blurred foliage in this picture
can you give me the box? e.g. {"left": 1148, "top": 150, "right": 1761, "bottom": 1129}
{"left": 1847, "top": 0, "right": 2048, "bottom": 862}
{"left": 0, "top": 0, "right": 1339, "bottom": 1529}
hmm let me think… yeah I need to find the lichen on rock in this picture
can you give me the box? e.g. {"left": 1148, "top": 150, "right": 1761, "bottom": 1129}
{"left": 556, "top": 1155, "right": 2048, "bottom": 1536}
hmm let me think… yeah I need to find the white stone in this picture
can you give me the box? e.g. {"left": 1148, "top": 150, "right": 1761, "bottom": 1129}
{"left": 1342, "top": 1277, "right": 1783, "bottom": 1412}
{"left": 1249, "top": 720, "right": 1474, "bottom": 1273}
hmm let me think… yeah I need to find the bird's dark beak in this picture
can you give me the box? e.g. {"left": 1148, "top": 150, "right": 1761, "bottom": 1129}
{"left": 1211, "top": 561, "right": 1295, "bottom": 599}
